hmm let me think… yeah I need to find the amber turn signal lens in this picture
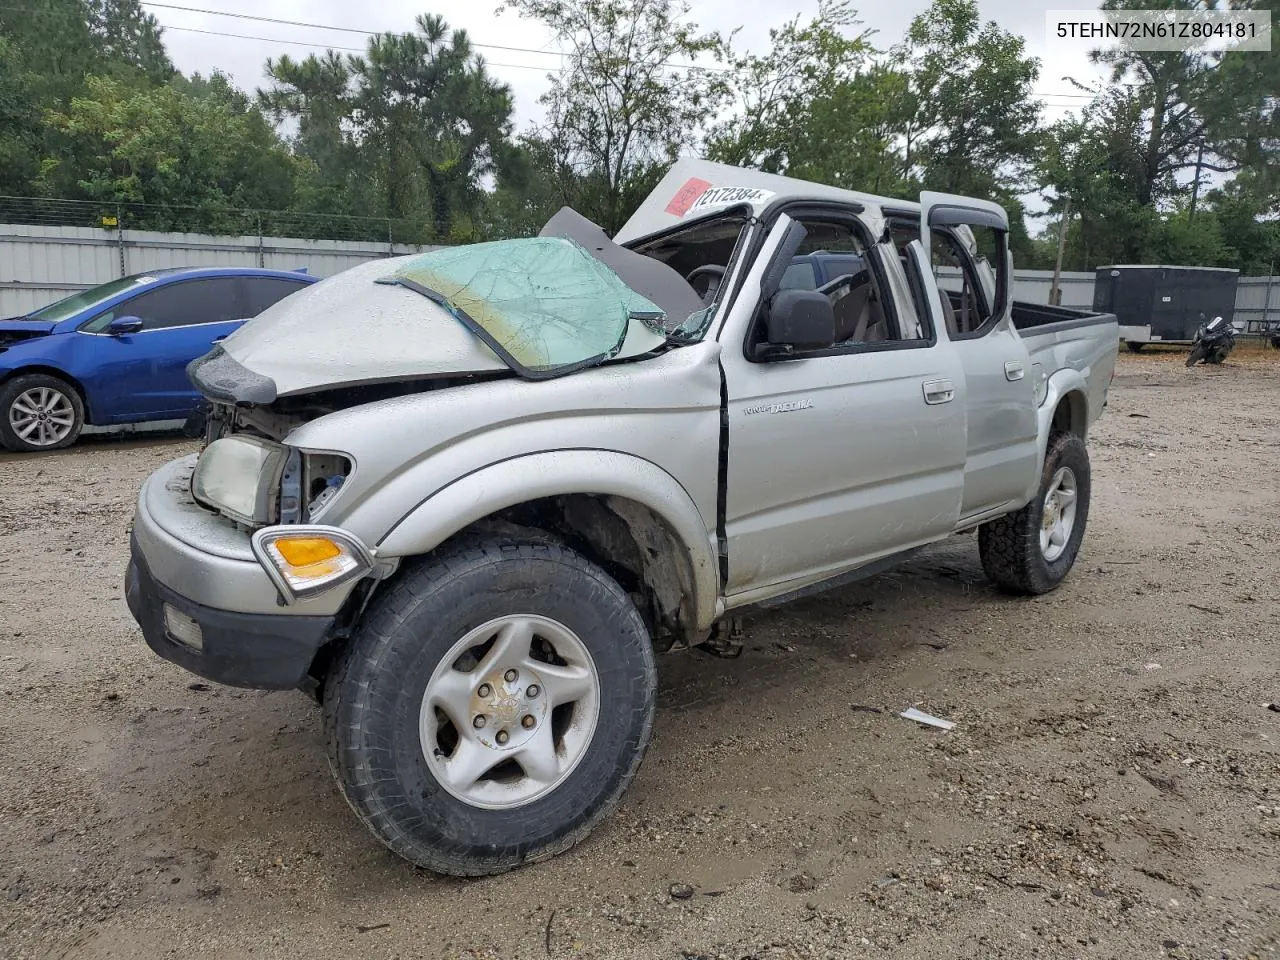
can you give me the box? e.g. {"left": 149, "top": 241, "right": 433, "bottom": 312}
{"left": 273, "top": 537, "right": 343, "bottom": 567}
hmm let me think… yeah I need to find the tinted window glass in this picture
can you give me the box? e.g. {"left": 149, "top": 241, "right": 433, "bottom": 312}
{"left": 241, "top": 277, "right": 310, "bottom": 317}
{"left": 778, "top": 261, "right": 817, "bottom": 291}
{"left": 29, "top": 272, "right": 184, "bottom": 324}
{"left": 87, "top": 278, "right": 244, "bottom": 332}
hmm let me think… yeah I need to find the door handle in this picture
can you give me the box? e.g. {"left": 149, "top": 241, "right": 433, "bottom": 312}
{"left": 922, "top": 378, "right": 955, "bottom": 405}
{"left": 1004, "top": 361, "right": 1025, "bottom": 381}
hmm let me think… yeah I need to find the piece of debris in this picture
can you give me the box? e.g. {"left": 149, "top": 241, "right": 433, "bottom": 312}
{"left": 668, "top": 882, "right": 695, "bottom": 900}
{"left": 1144, "top": 663, "right": 1162, "bottom": 671}
{"left": 900, "top": 707, "right": 955, "bottom": 731}
{"left": 1188, "top": 603, "right": 1223, "bottom": 615}
{"left": 1266, "top": 703, "right": 1280, "bottom": 714}
{"left": 788, "top": 872, "right": 819, "bottom": 893}
{"left": 187, "top": 682, "right": 211, "bottom": 692}
{"left": 919, "top": 641, "right": 949, "bottom": 651}
{"left": 773, "top": 642, "right": 796, "bottom": 653}
{"left": 850, "top": 705, "right": 884, "bottom": 714}
{"left": 356, "top": 923, "right": 390, "bottom": 934}
{"left": 1127, "top": 413, "right": 1150, "bottom": 418}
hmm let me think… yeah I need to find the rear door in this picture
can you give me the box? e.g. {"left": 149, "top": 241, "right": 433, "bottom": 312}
{"left": 920, "top": 192, "right": 1038, "bottom": 522}
{"left": 78, "top": 277, "right": 246, "bottom": 421}
{"left": 240, "top": 275, "right": 312, "bottom": 319}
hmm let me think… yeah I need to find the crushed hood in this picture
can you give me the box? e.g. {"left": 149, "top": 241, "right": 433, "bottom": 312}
{"left": 0, "top": 319, "right": 56, "bottom": 350}
{"left": 194, "top": 219, "right": 702, "bottom": 403}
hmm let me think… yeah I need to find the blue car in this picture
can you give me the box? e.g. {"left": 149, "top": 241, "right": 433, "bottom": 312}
{"left": 0, "top": 267, "right": 317, "bottom": 452}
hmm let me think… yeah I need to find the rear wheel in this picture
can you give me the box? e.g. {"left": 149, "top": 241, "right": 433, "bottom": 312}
{"left": 0, "top": 374, "right": 85, "bottom": 452}
{"left": 978, "top": 432, "right": 1091, "bottom": 595}
{"left": 323, "top": 538, "right": 657, "bottom": 876}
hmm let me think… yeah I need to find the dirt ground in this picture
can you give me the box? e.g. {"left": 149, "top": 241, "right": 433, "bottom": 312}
{"left": 1, "top": 346, "right": 1277, "bottom": 960}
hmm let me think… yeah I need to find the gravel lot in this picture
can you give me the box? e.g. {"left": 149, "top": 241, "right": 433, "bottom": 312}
{"left": 1, "top": 347, "right": 1278, "bottom": 960}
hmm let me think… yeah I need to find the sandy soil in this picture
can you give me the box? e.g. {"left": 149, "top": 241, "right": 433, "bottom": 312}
{"left": 1, "top": 347, "right": 1278, "bottom": 960}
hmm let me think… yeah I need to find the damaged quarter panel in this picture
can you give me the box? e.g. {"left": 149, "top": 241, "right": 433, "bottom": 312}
{"left": 281, "top": 341, "right": 725, "bottom": 628}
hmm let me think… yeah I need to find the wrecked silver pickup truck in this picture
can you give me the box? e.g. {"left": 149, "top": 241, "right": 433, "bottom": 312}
{"left": 126, "top": 160, "right": 1119, "bottom": 876}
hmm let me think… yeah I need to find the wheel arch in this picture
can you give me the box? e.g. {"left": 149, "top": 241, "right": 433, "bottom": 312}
{"left": 1050, "top": 388, "right": 1088, "bottom": 440}
{"left": 373, "top": 450, "right": 721, "bottom": 646}
{"left": 1, "top": 365, "right": 96, "bottom": 423}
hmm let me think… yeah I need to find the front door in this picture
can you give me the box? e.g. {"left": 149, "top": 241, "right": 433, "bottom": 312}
{"left": 79, "top": 277, "right": 246, "bottom": 421}
{"left": 718, "top": 210, "right": 968, "bottom": 603}
{"left": 920, "top": 193, "right": 1039, "bottom": 521}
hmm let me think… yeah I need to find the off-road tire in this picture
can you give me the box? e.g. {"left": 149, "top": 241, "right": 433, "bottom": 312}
{"left": 0, "top": 373, "right": 85, "bottom": 453}
{"left": 978, "top": 432, "right": 1091, "bottom": 595}
{"left": 322, "top": 538, "right": 657, "bottom": 876}
{"left": 1185, "top": 344, "right": 1207, "bottom": 367}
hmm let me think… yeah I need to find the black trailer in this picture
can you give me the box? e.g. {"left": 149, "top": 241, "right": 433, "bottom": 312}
{"left": 1093, "top": 265, "right": 1239, "bottom": 351}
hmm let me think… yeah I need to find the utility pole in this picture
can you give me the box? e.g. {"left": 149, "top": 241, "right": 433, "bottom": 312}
{"left": 1189, "top": 142, "right": 1204, "bottom": 221}
{"left": 1050, "top": 197, "right": 1072, "bottom": 307}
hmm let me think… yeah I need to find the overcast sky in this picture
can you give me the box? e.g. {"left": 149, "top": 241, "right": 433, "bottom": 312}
{"left": 153, "top": 0, "right": 1116, "bottom": 128}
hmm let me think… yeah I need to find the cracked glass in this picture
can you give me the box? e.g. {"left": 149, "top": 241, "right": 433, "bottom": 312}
{"left": 381, "top": 237, "right": 669, "bottom": 379}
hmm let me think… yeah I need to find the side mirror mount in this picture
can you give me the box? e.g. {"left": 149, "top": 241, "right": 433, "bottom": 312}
{"left": 754, "top": 289, "right": 835, "bottom": 361}
{"left": 107, "top": 316, "right": 144, "bottom": 336}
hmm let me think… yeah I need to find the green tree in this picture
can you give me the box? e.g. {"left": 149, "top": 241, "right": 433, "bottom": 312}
{"left": 896, "top": 0, "right": 1042, "bottom": 199}
{"left": 86, "top": 0, "right": 174, "bottom": 84}
{"left": 40, "top": 74, "right": 300, "bottom": 229}
{"left": 707, "top": 2, "right": 909, "bottom": 196}
{"left": 261, "top": 15, "right": 513, "bottom": 241}
{"left": 502, "top": 0, "right": 728, "bottom": 233}
{"left": 0, "top": 37, "right": 43, "bottom": 196}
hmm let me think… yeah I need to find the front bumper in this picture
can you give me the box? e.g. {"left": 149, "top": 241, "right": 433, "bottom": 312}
{"left": 126, "top": 537, "right": 334, "bottom": 689}
{"left": 126, "top": 455, "right": 361, "bottom": 689}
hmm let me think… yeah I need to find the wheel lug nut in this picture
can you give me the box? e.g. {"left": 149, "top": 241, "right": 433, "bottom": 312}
{"left": 521, "top": 715, "right": 535, "bottom": 729}
{"left": 477, "top": 683, "right": 491, "bottom": 697}
{"left": 526, "top": 684, "right": 540, "bottom": 698}
{"left": 495, "top": 730, "right": 509, "bottom": 745}
{"left": 504, "top": 669, "right": 518, "bottom": 683}
{"left": 473, "top": 715, "right": 486, "bottom": 729}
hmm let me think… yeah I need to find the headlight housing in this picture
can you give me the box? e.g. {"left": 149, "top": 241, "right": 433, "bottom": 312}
{"left": 191, "top": 436, "right": 288, "bottom": 526}
{"left": 252, "top": 526, "right": 374, "bottom": 601}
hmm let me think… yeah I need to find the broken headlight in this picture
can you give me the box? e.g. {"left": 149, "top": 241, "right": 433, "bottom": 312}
{"left": 191, "top": 436, "right": 288, "bottom": 527}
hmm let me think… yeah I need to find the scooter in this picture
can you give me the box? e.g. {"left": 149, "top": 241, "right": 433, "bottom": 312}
{"left": 1186, "top": 315, "right": 1235, "bottom": 367}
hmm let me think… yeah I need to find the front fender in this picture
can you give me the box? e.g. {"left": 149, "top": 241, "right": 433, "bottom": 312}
{"left": 376, "top": 449, "right": 722, "bottom": 632}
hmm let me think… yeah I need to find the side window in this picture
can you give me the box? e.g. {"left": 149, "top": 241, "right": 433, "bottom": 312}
{"left": 119, "top": 279, "right": 244, "bottom": 331}
{"left": 931, "top": 225, "right": 1007, "bottom": 339}
{"left": 241, "top": 277, "right": 309, "bottom": 317}
{"left": 750, "top": 217, "right": 928, "bottom": 357}
{"left": 778, "top": 261, "right": 817, "bottom": 291}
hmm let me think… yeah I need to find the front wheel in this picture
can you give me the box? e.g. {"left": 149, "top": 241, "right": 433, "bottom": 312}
{"left": 978, "top": 433, "right": 1091, "bottom": 595}
{"left": 0, "top": 373, "right": 85, "bottom": 452}
{"left": 323, "top": 538, "right": 657, "bottom": 876}
{"left": 1185, "top": 343, "right": 1207, "bottom": 367}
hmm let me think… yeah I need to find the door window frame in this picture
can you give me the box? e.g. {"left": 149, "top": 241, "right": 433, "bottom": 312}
{"left": 889, "top": 215, "right": 1011, "bottom": 341}
{"left": 741, "top": 203, "right": 936, "bottom": 364}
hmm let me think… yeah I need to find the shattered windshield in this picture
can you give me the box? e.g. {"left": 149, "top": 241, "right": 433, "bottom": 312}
{"left": 380, "top": 237, "right": 669, "bottom": 379}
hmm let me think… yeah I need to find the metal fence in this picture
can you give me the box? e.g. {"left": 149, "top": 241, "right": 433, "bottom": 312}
{"left": 1, "top": 194, "right": 1277, "bottom": 335}
{"left": 0, "top": 195, "right": 444, "bottom": 316}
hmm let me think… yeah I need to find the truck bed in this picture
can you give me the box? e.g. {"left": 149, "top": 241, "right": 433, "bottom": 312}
{"left": 1012, "top": 301, "right": 1119, "bottom": 424}
{"left": 1012, "top": 301, "right": 1114, "bottom": 334}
